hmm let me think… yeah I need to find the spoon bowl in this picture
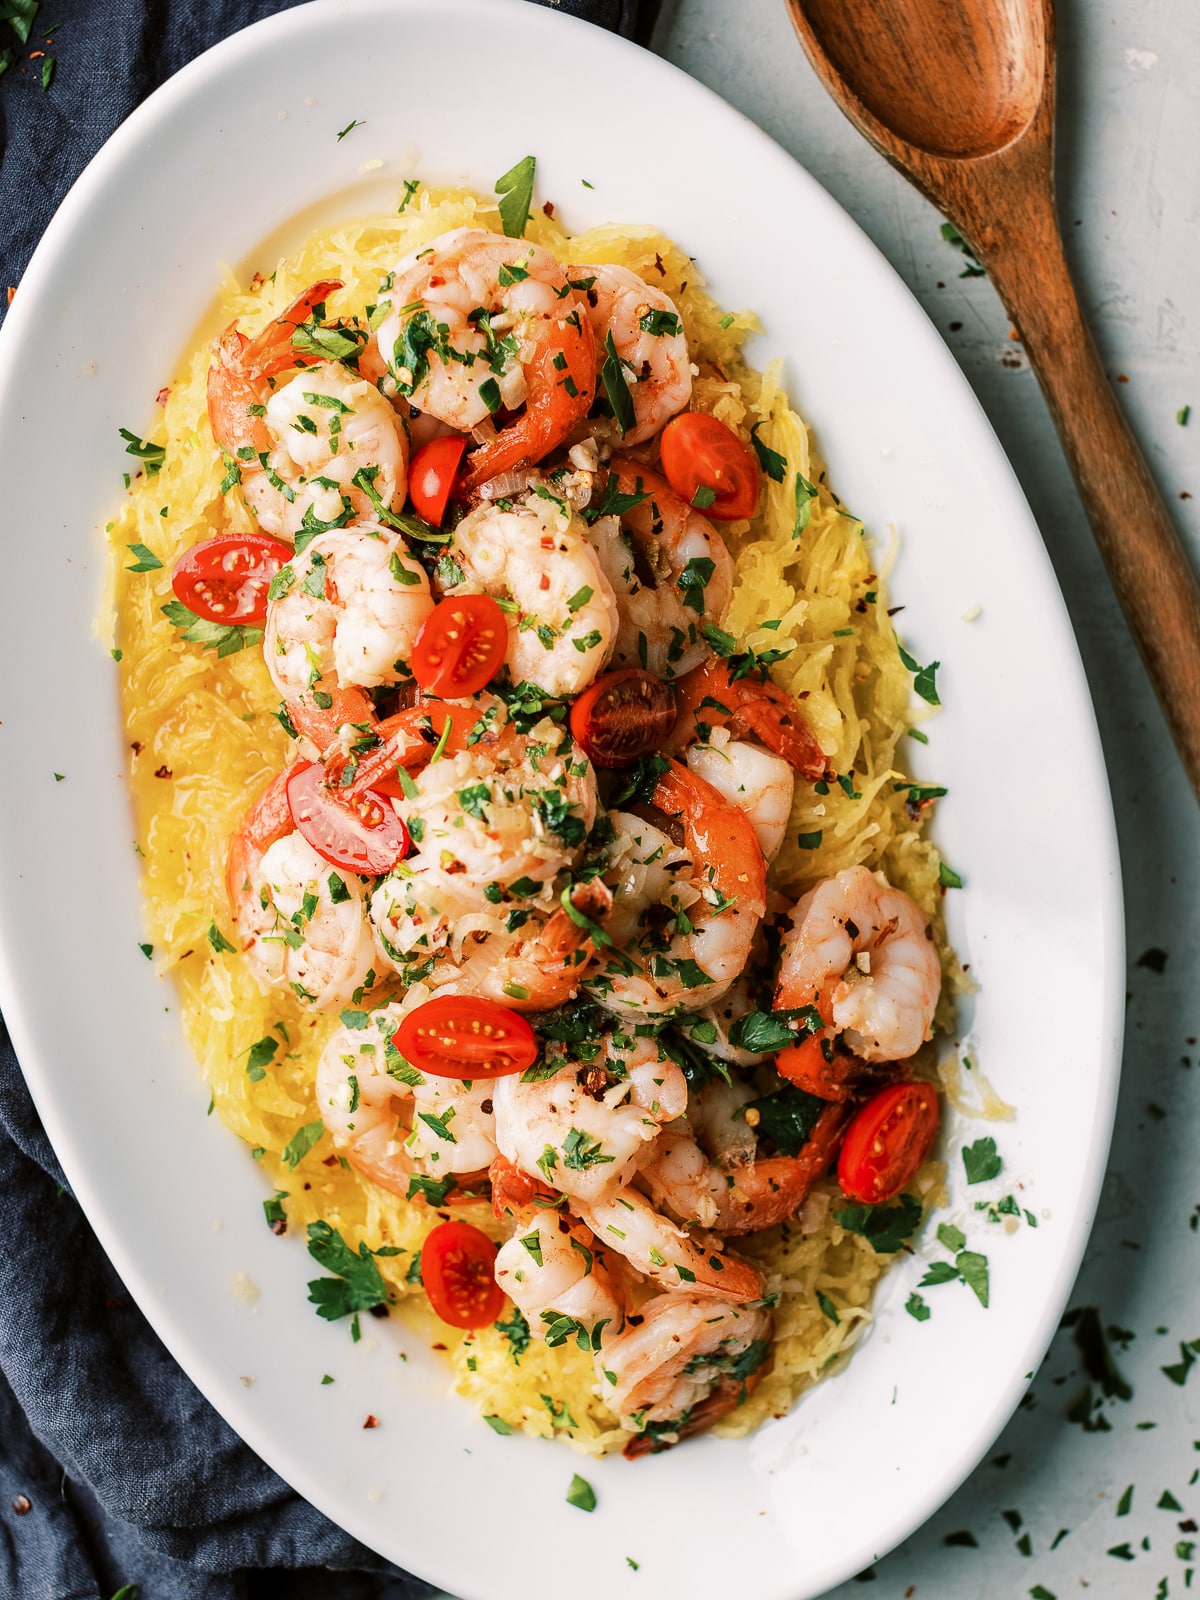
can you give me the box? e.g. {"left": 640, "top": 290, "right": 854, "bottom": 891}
{"left": 795, "top": 0, "right": 1045, "bottom": 159}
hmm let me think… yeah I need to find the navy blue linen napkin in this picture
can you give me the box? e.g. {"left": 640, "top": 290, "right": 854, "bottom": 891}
{"left": 0, "top": 3, "right": 656, "bottom": 1597}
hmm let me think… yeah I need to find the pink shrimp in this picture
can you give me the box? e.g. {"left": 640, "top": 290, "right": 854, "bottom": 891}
{"left": 373, "top": 228, "right": 595, "bottom": 494}
{"left": 667, "top": 655, "right": 831, "bottom": 779}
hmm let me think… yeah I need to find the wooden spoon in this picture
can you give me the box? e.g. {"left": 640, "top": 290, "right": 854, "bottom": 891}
{"left": 786, "top": 0, "right": 1200, "bottom": 799}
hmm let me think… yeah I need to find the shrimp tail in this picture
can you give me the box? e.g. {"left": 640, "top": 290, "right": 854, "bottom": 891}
{"left": 774, "top": 1034, "right": 907, "bottom": 1102}
{"left": 622, "top": 1360, "right": 773, "bottom": 1457}
{"left": 207, "top": 280, "right": 344, "bottom": 458}
{"left": 668, "top": 657, "right": 830, "bottom": 781}
{"left": 459, "top": 298, "right": 596, "bottom": 492}
{"left": 489, "top": 1154, "right": 559, "bottom": 1218}
{"left": 721, "top": 1102, "right": 855, "bottom": 1234}
{"left": 653, "top": 759, "right": 767, "bottom": 916}
{"left": 226, "top": 770, "right": 293, "bottom": 922}
{"left": 283, "top": 682, "right": 378, "bottom": 760}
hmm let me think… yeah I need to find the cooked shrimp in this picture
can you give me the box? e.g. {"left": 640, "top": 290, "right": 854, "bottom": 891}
{"left": 209, "top": 288, "right": 408, "bottom": 538}
{"left": 685, "top": 733, "right": 795, "bottom": 862}
{"left": 263, "top": 523, "right": 433, "bottom": 744}
{"left": 226, "top": 771, "right": 376, "bottom": 1011}
{"left": 316, "top": 1001, "right": 496, "bottom": 1199}
{"left": 601, "top": 1294, "right": 772, "bottom": 1449}
{"left": 444, "top": 490, "right": 618, "bottom": 697}
{"left": 775, "top": 865, "right": 942, "bottom": 1086}
{"left": 667, "top": 655, "right": 830, "bottom": 780}
{"left": 569, "top": 262, "right": 692, "bottom": 445}
{"left": 640, "top": 1090, "right": 853, "bottom": 1235}
{"left": 587, "top": 760, "right": 766, "bottom": 1017}
{"left": 583, "top": 458, "right": 732, "bottom": 678}
{"left": 381, "top": 715, "right": 597, "bottom": 894}
{"left": 463, "top": 881, "right": 614, "bottom": 1013}
{"left": 371, "top": 856, "right": 611, "bottom": 1010}
{"left": 574, "top": 1186, "right": 763, "bottom": 1302}
{"left": 374, "top": 228, "right": 595, "bottom": 492}
{"left": 207, "top": 280, "right": 338, "bottom": 459}
{"left": 492, "top": 1032, "right": 687, "bottom": 1206}
{"left": 492, "top": 1178, "right": 625, "bottom": 1347}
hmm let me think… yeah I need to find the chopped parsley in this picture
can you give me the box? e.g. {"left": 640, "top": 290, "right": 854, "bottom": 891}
{"left": 600, "top": 328, "right": 636, "bottom": 435}
{"left": 282, "top": 1120, "right": 325, "bottom": 1170}
{"left": 125, "top": 543, "right": 162, "bottom": 572}
{"left": 566, "top": 1473, "right": 597, "bottom": 1512}
{"left": 495, "top": 154, "right": 536, "bottom": 237}
{"left": 962, "top": 1137, "right": 1002, "bottom": 1185}
{"left": 749, "top": 421, "right": 787, "bottom": 483}
{"left": 834, "top": 1194, "right": 923, "bottom": 1254}
{"left": 305, "top": 1220, "right": 400, "bottom": 1329}
{"left": 161, "top": 598, "right": 262, "bottom": 659}
{"left": 119, "top": 427, "right": 165, "bottom": 476}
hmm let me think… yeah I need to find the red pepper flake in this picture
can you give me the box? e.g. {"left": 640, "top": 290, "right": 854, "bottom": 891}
{"left": 1117, "top": 373, "right": 1129, "bottom": 383}
{"left": 29, "top": 49, "right": 43, "bottom": 58}
{"left": 431, "top": 1342, "right": 447, "bottom": 1351}
{"left": 130, "top": 740, "right": 143, "bottom": 754}
{"left": 154, "top": 765, "right": 173, "bottom": 779}
{"left": 12, "top": 1495, "right": 31, "bottom": 1515}
{"left": 156, "top": 387, "right": 171, "bottom": 407}
{"left": 542, "top": 200, "right": 555, "bottom": 218}
{"left": 362, "top": 1414, "right": 379, "bottom": 1429}
{"left": 5, "top": 287, "right": 15, "bottom": 306}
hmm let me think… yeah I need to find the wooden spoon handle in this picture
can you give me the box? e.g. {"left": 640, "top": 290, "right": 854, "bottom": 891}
{"left": 977, "top": 197, "right": 1200, "bottom": 796}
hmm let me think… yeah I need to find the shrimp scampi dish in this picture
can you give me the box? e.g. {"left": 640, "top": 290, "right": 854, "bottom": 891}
{"left": 112, "top": 168, "right": 966, "bottom": 1458}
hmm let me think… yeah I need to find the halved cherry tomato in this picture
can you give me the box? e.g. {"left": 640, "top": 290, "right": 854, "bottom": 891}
{"left": 408, "top": 436, "right": 466, "bottom": 526}
{"left": 171, "top": 532, "right": 292, "bottom": 624}
{"left": 393, "top": 996, "right": 537, "bottom": 1080}
{"left": 285, "top": 760, "right": 410, "bottom": 875}
{"left": 411, "top": 594, "right": 508, "bottom": 698}
{"left": 659, "top": 412, "right": 759, "bottom": 521}
{"left": 836, "top": 1081, "right": 941, "bottom": 1205}
{"left": 420, "top": 1221, "right": 505, "bottom": 1330}
{"left": 569, "top": 669, "right": 677, "bottom": 768}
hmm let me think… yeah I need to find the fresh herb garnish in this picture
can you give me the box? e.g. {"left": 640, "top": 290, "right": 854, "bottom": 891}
{"left": 495, "top": 155, "right": 536, "bottom": 238}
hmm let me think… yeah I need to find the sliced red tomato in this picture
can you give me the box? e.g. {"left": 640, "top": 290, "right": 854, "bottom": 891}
{"left": 171, "top": 532, "right": 292, "bottom": 624}
{"left": 285, "top": 760, "right": 410, "bottom": 875}
{"left": 408, "top": 436, "right": 466, "bottom": 526}
{"left": 393, "top": 996, "right": 537, "bottom": 1080}
{"left": 411, "top": 594, "right": 507, "bottom": 698}
{"left": 568, "top": 669, "right": 677, "bottom": 768}
{"left": 836, "top": 1081, "right": 941, "bottom": 1205}
{"left": 420, "top": 1221, "right": 505, "bottom": 1330}
{"left": 659, "top": 412, "right": 759, "bottom": 521}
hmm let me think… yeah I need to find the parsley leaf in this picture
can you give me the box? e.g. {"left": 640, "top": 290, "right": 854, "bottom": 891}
{"left": 834, "top": 1194, "right": 923, "bottom": 1253}
{"left": 962, "top": 1137, "right": 1002, "bottom": 1185}
{"left": 744, "top": 1085, "right": 826, "bottom": 1156}
{"left": 600, "top": 329, "right": 636, "bottom": 435}
{"left": 792, "top": 471, "right": 818, "bottom": 537}
{"left": 125, "top": 543, "right": 162, "bottom": 573}
{"left": 282, "top": 1120, "right": 325, "bottom": 1169}
{"left": 495, "top": 154, "right": 536, "bottom": 238}
{"left": 728, "top": 1006, "right": 824, "bottom": 1053}
{"left": 566, "top": 1473, "right": 597, "bottom": 1512}
{"left": 119, "top": 427, "right": 165, "bottom": 476}
{"left": 495, "top": 1306, "right": 531, "bottom": 1362}
{"left": 305, "top": 1220, "right": 399, "bottom": 1323}
{"left": 161, "top": 598, "right": 262, "bottom": 659}
{"left": 750, "top": 422, "right": 787, "bottom": 483}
